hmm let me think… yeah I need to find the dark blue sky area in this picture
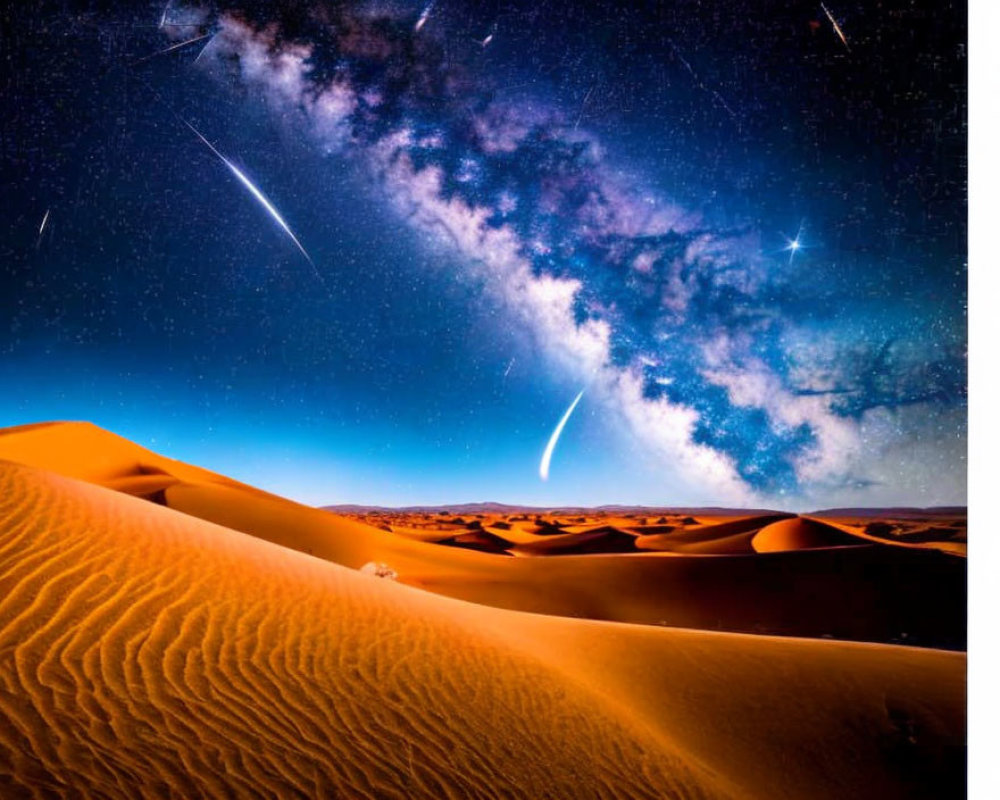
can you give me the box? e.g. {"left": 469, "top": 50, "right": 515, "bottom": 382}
{"left": 0, "top": 0, "right": 966, "bottom": 506}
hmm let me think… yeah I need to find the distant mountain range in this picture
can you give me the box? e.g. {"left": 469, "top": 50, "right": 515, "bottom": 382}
{"left": 322, "top": 502, "right": 967, "bottom": 517}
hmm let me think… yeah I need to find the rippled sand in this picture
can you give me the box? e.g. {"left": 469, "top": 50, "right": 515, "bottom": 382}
{"left": 0, "top": 423, "right": 966, "bottom": 798}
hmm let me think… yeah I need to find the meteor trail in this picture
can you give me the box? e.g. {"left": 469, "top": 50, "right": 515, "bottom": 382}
{"left": 184, "top": 121, "right": 324, "bottom": 284}
{"left": 193, "top": 34, "right": 216, "bottom": 64}
{"left": 539, "top": 389, "right": 585, "bottom": 481}
{"left": 573, "top": 84, "right": 596, "bottom": 132}
{"left": 475, "top": 25, "right": 496, "bottom": 48}
{"left": 414, "top": 2, "right": 434, "bottom": 33}
{"left": 132, "top": 33, "right": 211, "bottom": 65}
{"left": 36, "top": 209, "right": 50, "bottom": 248}
{"left": 820, "top": 3, "right": 851, "bottom": 52}
{"left": 667, "top": 39, "right": 739, "bottom": 122}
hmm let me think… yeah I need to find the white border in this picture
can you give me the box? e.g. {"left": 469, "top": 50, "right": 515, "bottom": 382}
{"left": 969, "top": 0, "right": 997, "bottom": 795}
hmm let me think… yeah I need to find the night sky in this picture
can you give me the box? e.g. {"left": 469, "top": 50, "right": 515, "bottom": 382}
{"left": 1, "top": 0, "right": 966, "bottom": 507}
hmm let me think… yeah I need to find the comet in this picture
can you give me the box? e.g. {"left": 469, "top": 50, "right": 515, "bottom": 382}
{"left": 820, "top": 3, "right": 851, "bottom": 52}
{"left": 539, "top": 389, "right": 585, "bottom": 481}
{"left": 184, "top": 121, "right": 323, "bottom": 282}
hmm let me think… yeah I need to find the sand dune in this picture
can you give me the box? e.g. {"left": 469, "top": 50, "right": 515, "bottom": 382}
{"left": 815, "top": 514, "right": 968, "bottom": 556}
{"left": 0, "top": 458, "right": 965, "bottom": 799}
{"left": 752, "top": 516, "right": 862, "bottom": 552}
{"left": 633, "top": 513, "right": 790, "bottom": 553}
{"left": 89, "top": 485, "right": 976, "bottom": 648}
{"left": 0, "top": 422, "right": 967, "bottom": 649}
{"left": 509, "top": 526, "right": 639, "bottom": 556}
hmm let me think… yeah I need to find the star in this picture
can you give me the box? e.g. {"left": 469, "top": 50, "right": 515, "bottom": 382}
{"left": 781, "top": 222, "right": 807, "bottom": 263}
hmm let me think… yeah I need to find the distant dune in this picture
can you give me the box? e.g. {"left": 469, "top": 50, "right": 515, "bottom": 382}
{"left": 810, "top": 506, "right": 968, "bottom": 518}
{"left": 326, "top": 502, "right": 968, "bottom": 517}
{"left": 751, "top": 516, "right": 861, "bottom": 552}
{"left": 325, "top": 501, "right": 787, "bottom": 515}
{"left": 0, "top": 422, "right": 966, "bottom": 798}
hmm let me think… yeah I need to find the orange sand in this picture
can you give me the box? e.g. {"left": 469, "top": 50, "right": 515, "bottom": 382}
{"left": 0, "top": 422, "right": 966, "bottom": 798}
{"left": 0, "top": 423, "right": 967, "bottom": 647}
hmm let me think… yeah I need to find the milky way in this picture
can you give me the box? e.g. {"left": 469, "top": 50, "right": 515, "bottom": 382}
{"left": 2, "top": 1, "right": 966, "bottom": 507}
{"left": 155, "top": 1, "right": 965, "bottom": 504}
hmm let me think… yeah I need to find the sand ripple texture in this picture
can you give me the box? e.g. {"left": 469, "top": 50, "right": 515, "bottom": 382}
{"left": 0, "top": 461, "right": 732, "bottom": 800}
{"left": 0, "top": 425, "right": 966, "bottom": 799}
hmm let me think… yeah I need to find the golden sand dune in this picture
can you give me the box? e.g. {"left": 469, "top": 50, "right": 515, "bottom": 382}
{"left": 83, "top": 484, "right": 976, "bottom": 647}
{"left": 816, "top": 515, "right": 968, "bottom": 557}
{"left": 636, "top": 528, "right": 759, "bottom": 554}
{"left": 752, "top": 516, "right": 862, "bottom": 552}
{"left": 508, "top": 526, "right": 638, "bottom": 556}
{"left": 494, "top": 521, "right": 589, "bottom": 545}
{"left": 0, "top": 420, "right": 224, "bottom": 487}
{"left": 0, "top": 459, "right": 965, "bottom": 799}
{"left": 633, "top": 513, "right": 790, "bottom": 553}
{"left": 438, "top": 528, "right": 515, "bottom": 555}
{"left": 380, "top": 524, "right": 457, "bottom": 543}
{"left": 0, "top": 422, "right": 967, "bottom": 649}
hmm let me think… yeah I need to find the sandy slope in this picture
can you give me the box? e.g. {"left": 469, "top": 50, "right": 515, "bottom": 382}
{"left": 751, "top": 516, "right": 861, "bottom": 552}
{"left": 0, "top": 422, "right": 967, "bottom": 648}
{"left": 0, "top": 459, "right": 965, "bottom": 799}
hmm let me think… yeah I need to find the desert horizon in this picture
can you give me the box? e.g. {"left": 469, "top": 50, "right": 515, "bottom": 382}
{"left": 3, "top": 1, "right": 971, "bottom": 795}
{"left": 324, "top": 500, "right": 968, "bottom": 516}
{"left": 0, "top": 420, "right": 967, "bottom": 797}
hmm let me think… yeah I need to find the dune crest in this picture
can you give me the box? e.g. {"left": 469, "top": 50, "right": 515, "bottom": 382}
{"left": 0, "top": 423, "right": 967, "bottom": 648}
{"left": 0, "top": 460, "right": 966, "bottom": 799}
{"left": 0, "top": 460, "right": 729, "bottom": 799}
{"left": 751, "top": 516, "right": 861, "bottom": 552}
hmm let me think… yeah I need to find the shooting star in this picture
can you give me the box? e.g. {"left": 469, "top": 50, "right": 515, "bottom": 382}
{"left": 820, "top": 3, "right": 851, "bottom": 52}
{"left": 503, "top": 357, "right": 516, "bottom": 379}
{"left": 36, "top": 209, "right": 50, "bottom": 247}
{"left": 193, "top": 33, "right": 217, "bottom": 64}
{"left": 414, "top": 2, "right": 434, "bottom": 33}
{"left": 539, "top": 389, "right": 585, "bottom": 481}
{"left": 573, "top": 84, "right": 596, "bottom": 132}
{"left": 184, "top": 121, "right": 323, "bottom": 281}
{"left": 159, "top": 2, "right": 170, "bottom": 29}
{"left": 475, "top": 25, "right": 496, "bottom": 48}
{"left": 131, "top": 33, "right": 211, "bottom": 65}
{"left": 668, "top": 39, "right": 738, "bottom": 122}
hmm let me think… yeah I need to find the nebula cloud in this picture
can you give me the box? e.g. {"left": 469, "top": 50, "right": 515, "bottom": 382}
{"left": 168, "top": 2, "right": 965, "bottom": 505}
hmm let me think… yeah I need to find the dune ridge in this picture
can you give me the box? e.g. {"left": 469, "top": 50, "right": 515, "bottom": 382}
{"left": 0, "top": 459, "right": 965, "bottom": 799}
{"left": 0, "top": 423, "right": 967, "bottom": 649}
{"left": 0, "top": 460, "right": 728, "bottom": 799}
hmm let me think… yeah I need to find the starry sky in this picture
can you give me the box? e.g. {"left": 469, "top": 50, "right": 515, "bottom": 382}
{"left": 1, "top": 0, "right": 966, "bottom": 508}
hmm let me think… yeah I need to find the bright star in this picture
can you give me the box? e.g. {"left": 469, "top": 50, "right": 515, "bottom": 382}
{"left": 781, "top": 222, "right": 807, "bottom": 262}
